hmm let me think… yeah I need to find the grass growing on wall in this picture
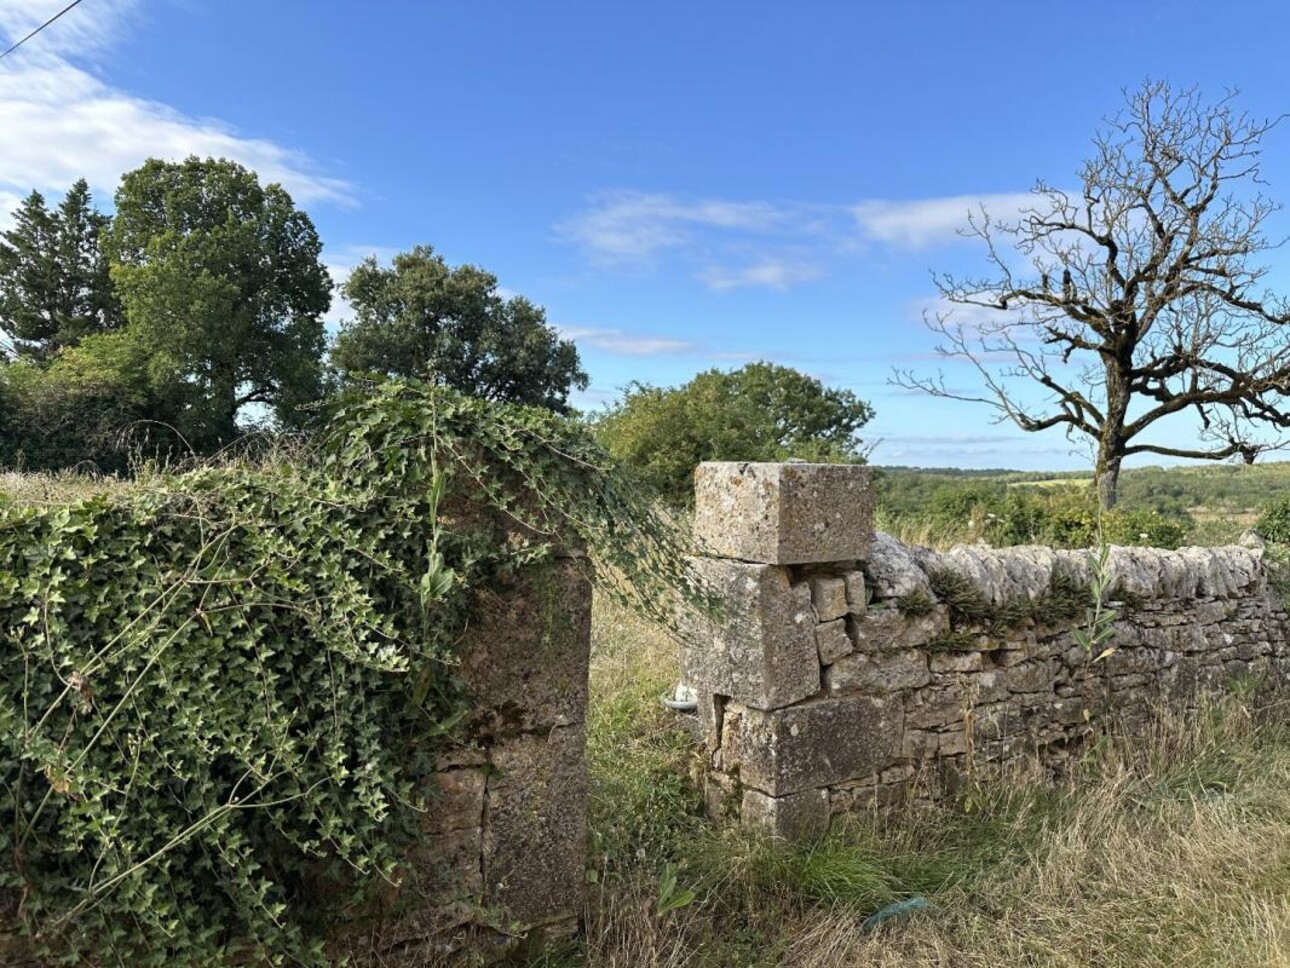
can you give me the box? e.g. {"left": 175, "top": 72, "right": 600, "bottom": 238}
{"left": 534, "top": 600, "right": 1290, "bottom": 968}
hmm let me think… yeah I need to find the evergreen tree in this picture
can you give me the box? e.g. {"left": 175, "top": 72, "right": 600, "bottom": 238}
{"left": 0, "top": 180, "right": 122, "bottom": 361}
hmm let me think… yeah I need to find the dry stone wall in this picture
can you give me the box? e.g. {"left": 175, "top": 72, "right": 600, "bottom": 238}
{"left": 683, "top": 462, "right": 1290, "bottom": 840}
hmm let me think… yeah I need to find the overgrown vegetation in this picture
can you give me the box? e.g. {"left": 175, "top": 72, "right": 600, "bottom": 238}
{"left": 0, "top": 381, "right": 696, "bottom": 965}
{"left": 535, "top": 599, "right": 1290, "bottom": 968}
{"left": 1257, "top": 495, "right": 1290, "bottom": 545}
{"left": 924, "top": 567, "right": 1089, "bottom": 642}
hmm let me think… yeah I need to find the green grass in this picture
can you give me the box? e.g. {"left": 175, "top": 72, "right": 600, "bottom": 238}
{"left": 526, "top": 599, "right": 1290, "bottom": 968}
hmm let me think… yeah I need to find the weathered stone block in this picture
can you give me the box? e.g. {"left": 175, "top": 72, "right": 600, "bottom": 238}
{"left": 844, "top": 570, "right": 868, "bottom": 614}
{"left": 825, "top": 649, "right": 930, "bottom": 695}
{"left": 704, "top": 770, "right": 742, "bottom": 821}
{"left": 483, "top": 724, "right": 587, "bottom": 927}
{"left": 816, "top": 618, "right": 854, "bottom": 664}
{"left": 902, "top": 728, "right": 939, "bottom": 759}
{"left": 848, "top": 606, "right": 948, "bottom": 651}
{"left": 741, "top": 788, "right": 831, "bottom": 840}
{"left": 865, "top": 532, "right": 935, "bottom": 600}
{"left": 930, "top": 651, "right": 984, "bottom": 673}
{"left": 681, "top": 558, "right": 820, "bottom": 710}
{"left": 457, "top": 558, "right": 592, "bottom": 737}
{"left": 421, "top": 826, "right": 484, "bottom": 900}
{"left": 424, "top": 768, "right": 487, "bottom": 836}
{"left": 937, "top": 729, "right": 968, "bottom": 756}
{"left": 731, "top": 696, "right": 902, "bottom": 796}
{"left": 693, "top": 462, "right": 873, "bottom": 565}
{"left": 810, "top": 576, "right": 849, "bottom": 622}
{"left": 1004, "top": 660, "right": 1056, "bottom": 694}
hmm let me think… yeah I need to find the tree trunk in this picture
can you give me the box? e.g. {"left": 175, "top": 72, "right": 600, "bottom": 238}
{"left": 1096, "top": 449, "right": 1122, "bottom": 511}
{"left": 1096, "top": 363, "right": 1131, "bottom": 511}
{"left": 211, "top": 366, "right": 239, "bottom": 446}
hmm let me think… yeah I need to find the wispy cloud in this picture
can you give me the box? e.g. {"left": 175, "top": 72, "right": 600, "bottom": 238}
{"left": 698, "top": 259, "right": 824, "bottom": 292}
{"left": 557, "top": 325, "right": 699, "bottom": 357}
{"left": 557, "top": 190, "right": 817, "bottom": 266}
{"left": 0, "top": 0, "right": 138, "bottom": 55}
{"left": 852, "top": 193, "right": 1035, "bottom": 250}
{"left": 560, "top": 189, "right": 1041, "bottom": 292}
{"left": 0, "top": 0, "right": 354, "bottom": 219}
{"left": 867, "top": 429, "right": 1073, "bottom": 468}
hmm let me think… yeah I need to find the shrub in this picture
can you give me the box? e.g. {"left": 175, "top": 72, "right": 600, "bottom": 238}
{"left": 975, "top": 487, "right": 1187, "bottom": 550}
{"left": 1255, "top": 495, "right": 1290, "bottom": 545}
{"left": 1102, "top": 508, "right": 1188, "bottom": 549}
{"left": 0, "top": 381, "right": 694, "bottom": 965}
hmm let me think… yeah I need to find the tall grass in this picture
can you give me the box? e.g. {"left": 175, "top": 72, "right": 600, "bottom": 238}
{"left": 539, "top": 598, "right": 1290, "bottom": 968}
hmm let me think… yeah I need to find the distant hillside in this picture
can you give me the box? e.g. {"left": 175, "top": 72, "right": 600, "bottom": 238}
{"left": 874, "top": 461, "right": 1290, "bottom": 522}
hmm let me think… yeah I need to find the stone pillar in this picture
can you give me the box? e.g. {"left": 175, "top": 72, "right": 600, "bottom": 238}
{"left": 683, "top": 461, "right": 894, "bottom": 839}
{"left": 348, "top": 553, "right": 592, "bottom": 964}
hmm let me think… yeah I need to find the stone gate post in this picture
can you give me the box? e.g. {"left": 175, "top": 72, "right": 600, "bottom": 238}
{"left": 682, "top": 461, "right": 882, "bottom": 839}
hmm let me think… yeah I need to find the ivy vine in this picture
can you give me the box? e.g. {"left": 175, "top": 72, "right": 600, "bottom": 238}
{"left": 0, "top": 381, "right": 699, "bottom": 965}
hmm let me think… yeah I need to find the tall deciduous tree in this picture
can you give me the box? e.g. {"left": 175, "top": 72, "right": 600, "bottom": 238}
{"left": 896, "top": 82, "right": 1290, "bottom": 508}
{"left": 0, "top": 180, "right": 122, "bottom": 361}
{"left": 594, "top": 361, "right": 873, "bottom": 504}
{"left": 331, "top": 245, "right": 587, "bottom": 412}
{"left": 106, "top": 157, "right": 331, "bottom": 449}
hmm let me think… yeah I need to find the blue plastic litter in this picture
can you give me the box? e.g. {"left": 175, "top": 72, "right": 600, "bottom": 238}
{"left": 860, "top": 896, "right": 930, "bottom": 932}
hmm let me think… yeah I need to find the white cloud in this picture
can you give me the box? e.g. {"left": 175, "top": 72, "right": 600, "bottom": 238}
{"left": 698, "top": 260, "right": 824, "bottom": 292}
{"left": 852, "top": 193, "right": 1036, "bottom": 250}
{"left": 867, "top": 428, "right": 1073, "bottom": 468}
{"left": 557, "top": 325, "right": 698, "bottom": 357}
{"left": 559, "top": 189, "right": 1046, "bottom": 289}
{"left": 0, "top": 189, "right": 23, "bottom": 234}
{"left": 558, "top": 190, "right": 820, "bottom": 265}
{"left": 0, "top": 0, "right": 353, "bottom": 221}
{"left": 0, "top": 0, "right": 137, "bottom": 56}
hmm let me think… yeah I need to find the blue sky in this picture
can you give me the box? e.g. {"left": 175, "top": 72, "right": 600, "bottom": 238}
{"left": 3, "top": 0, "right": 1290, "bottom": 468}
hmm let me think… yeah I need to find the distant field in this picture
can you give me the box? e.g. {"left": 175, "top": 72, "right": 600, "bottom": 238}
{"left": 1009, "top": 477, "right": 1095, "bottom": 489}
{"left": 876, "top": 460, "right": 1290, "bottom": 517}
{"left": 872, "top": 460, "right": 1290, "bottom": 549}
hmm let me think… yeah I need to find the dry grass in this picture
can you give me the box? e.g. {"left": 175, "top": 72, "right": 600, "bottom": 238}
{"left": 536, "top": 598, "right": 1290, "bottom": 968}
{"left": 780, "top": 705, "right": 1290, "bottom": 968}
{"left": 873, "top": 506, "right": 986, "bottom": 550}
{"left": 0, "top": 469, "right": 131, "bottom": 506}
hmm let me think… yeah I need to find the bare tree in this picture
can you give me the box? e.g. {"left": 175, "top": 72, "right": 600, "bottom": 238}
{"left": 896, "top": 81, "right": 1290, "bottom": 508}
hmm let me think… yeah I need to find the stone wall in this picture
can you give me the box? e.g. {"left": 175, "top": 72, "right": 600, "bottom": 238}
{"left": 682, "top": 461, "right": 1290, "bottom": 840}
{"left": 337, "top": 553, "right": 592, "bottom": 964}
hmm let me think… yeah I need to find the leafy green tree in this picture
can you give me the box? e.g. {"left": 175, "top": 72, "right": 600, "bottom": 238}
{"left": 594, "top": 361, "right": 874, "bottom": 504}
{"left": 0, "top": 180, "right": 122, "bottom": 361}
{"left": 106, "top": 157, "right": 331, "bottom": 450}
{"left": 331, "top": 245, "right": 587, "bottom": 412}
